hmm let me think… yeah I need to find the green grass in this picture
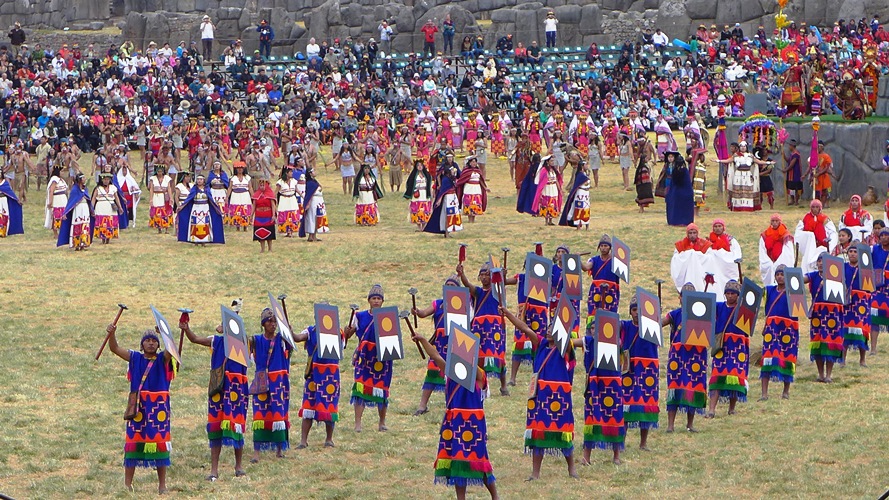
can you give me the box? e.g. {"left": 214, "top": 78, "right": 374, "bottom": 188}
{"left": 0, "top": 136, "right": 887, "bottom": 498}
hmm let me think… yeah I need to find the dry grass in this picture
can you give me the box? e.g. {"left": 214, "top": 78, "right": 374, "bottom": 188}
{"left": 0, "top": 134, "right": 887, "bottom": 498}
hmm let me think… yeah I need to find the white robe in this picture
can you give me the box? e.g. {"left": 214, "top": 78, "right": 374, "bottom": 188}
{"left": 708, "top": 237, "right": 743, "bottom": 302}
{"left": 794, "top": 219, "right": 838, "bottom": 273}
{"left": 671, "top": 248, "right": 715, "bottom": 294}
{"left": 758, "top": 236, "right": 796, "bottom": 286}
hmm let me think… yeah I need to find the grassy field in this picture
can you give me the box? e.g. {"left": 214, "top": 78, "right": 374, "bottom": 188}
{"left": 1, "top": 136, "right": 887, "bottom": 499}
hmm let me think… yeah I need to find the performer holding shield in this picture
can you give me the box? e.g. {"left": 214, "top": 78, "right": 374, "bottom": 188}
{"left": 250, "top": 308, "right": 294, "bottom": 462}
{"left": 347, "top": 284, "right": 392, "bottom": 432}
{"left": 457, "top": 262, "right": 511, "bottom": 396}
{"left": 412, "top": 275, "right": 462, "bottom": 416}
{"left": 181, "top": 311, "right": 248, "bottom": 480}
{"left": 105, "top": 324, "right": 175, "bottom": 494}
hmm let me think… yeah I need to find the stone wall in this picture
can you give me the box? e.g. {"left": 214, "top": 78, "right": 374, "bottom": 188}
{"left": 21, "top": 0, "right": 882, "bottom": 56}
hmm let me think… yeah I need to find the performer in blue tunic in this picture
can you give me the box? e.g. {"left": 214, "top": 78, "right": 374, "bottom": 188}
{"left": 458, "top": 262, "right": 510, "bottom": 396}
{"left": 424, "top": 162, "right": 463, "bottom": 236}
{"left": 412, "top": 275, "right": 461, "bottom": 416}
{"left": 175, "top": 174, "right": 226, "bottom": 244}
{"left": 807, "top": 253, "right": 843, "bottom": 383}
{"left": 707, "top": 280, "right": 748, "bottom": 418}
{"left": 181, "top": 318, "right": 248, "bottom": 481}
{"left": 0, "top": 172, "right": 24, "bottom": 237}
{"left": 515, "top": 153, "right": 541, "bottom": 215}
{"left": 250, "top": 308, "right": 294, "bottom": 462}
{"left": 662, "top": 283, "right": 707, "bottom": 432}
{"left": 869, "top": 228, "right": 889, "bottom": 354}
{"left": 105, "top": 323, "right": 176, "bottom": 494}
{"left": 663, "top": 150, "right": 695, "bottom": 227}
{"left": 621, "top": 297, "right": 659, "bottom": 448}
{"left": 842, "top": 246, "right": 869, "bottom": 367}
{"left": 348, "top": 284, "right": 393, "bottom": 432}
{"left": 583, "top": 235, "right": 620, "bottom": 315}
{"left": 759, "top": 265, "right": 799, "bottom": 400}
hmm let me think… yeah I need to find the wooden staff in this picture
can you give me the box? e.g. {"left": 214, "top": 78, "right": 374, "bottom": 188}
{"left": 655, "top": 279, "right": 664, "bottom": 304}
{"left": 794, "top": 242, "right": 800, "bottom": 267}
{"left": 400, "top": 310, "right": 426, "bottom": 359}
{"left": 501, "top": 247, "right": 510, "bottom": 274}
{"left": 408, "top": 287, "right": 419, "bottom": 328}
{"left": 735, "top": 257, "right": 744, "bottom": 282}
{"left": 95, "top": 303, "right": 128, "bottom": 361}
{"left": 177, "top": 307, "right": 193, "bottom": 356}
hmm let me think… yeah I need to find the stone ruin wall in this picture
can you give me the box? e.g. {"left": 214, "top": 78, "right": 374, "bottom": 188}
{"left": 2, "top": 0, "right": 888, "bottom": 56}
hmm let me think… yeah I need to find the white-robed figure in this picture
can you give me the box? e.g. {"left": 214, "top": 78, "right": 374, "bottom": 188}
{"left": 759, "top": 213, "right": 795, "bottom": 286}
{"left": 720, "top": 141, "right": 761, "bottom": 212}
{"left": 838, "top": 195, "right": 873, "bottom": 243}
{"left": 671, "top": 223, "right": 716, "bottom": 293}
{"left": 794, "top": 199, "right": 838, "bottom": 273}
{"left": 706, "top": 219, "right": 742, "bottom": 302}
{"left": 276, "top": 167, "right": 302, "bottom": 237}
{"left": 44, "top": 166, "right": 69, "bottom": 234}
{"left": 115, "top": 163, "right": 141, "bottom": 224}
{"left": 92, "top": 173, "right": 122, "bottom": 243}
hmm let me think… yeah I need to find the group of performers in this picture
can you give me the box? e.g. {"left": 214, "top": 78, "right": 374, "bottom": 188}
{"left": 99, "top": 214, "right": 883, "bottom": 495}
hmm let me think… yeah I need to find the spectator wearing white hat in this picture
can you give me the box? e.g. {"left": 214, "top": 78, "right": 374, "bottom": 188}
{"left": 200, "top": 15, "right": 215, "bottom": 60}
{"left": 544, "top": 11, "right": 558, "bottom": 48}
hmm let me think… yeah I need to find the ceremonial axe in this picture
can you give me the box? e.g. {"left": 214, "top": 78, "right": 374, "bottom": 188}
{"left": 655, "top": 279, "right": 665, "bottom": 304}
{"left": 400, "top": 309, "right": 426, "bottom": 360}
{"left": 501, "top": 247, "right": 510, "bottom": 273}
{"left": 96, "top": 303, "right": 128, "bottom": 361}
{"left": 177, "top": 307, "right": 193, "bottom": 357}
{"left": 458, "top": 243, "right": 468, "bottom": 265}
{"left": 278, "top": 294, "right": 290, "bottom": 323}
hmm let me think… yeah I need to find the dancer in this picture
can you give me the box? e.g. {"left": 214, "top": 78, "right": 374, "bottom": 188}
{"left": 842, "top": 246, "right": 870, "bottom": 367}
{"left": 91, "top": 173, "right": 124, "bottom": 244}
{"left": 558, "top": 160, "right": 591, "bottom": 229}
{"left": 424, "top": 161, "right": 462, "bottom": 237}
{"left": 662, "top": 283, "right": 707, "bottom": 432}
{"left": 227, "top": 163, "right": 253, "bottom": 231}
{"left": 531, "top": 155, "right": 563, "bottom": 226}
{"left": 276, "top": 167, "right": 301, "bottom": 237}
{"left": 176, "top": 174, "right": 225, "bottom": 245}
{"left": 105, "top": 324, "right": 175, "bottom": 494}
{"left": 707, "top": 281, "right": 747, "bottom": 418}
{"left": 148, "top": 165, "right": 174, "bottom": 234}
{"left": 181, "top": 318, "right": 247, "bottom": 480}
{"left": 354, "top": 163, "right": 384, "bottom": 226}
{"left": 298, "top": 168, "right": 328, "bottom": 242}
{"left": 252, "top": 178, "right": 277, "bottom": 253}
{"left": 458, "top": 262, "right": 509, "bottom": 395}
{"left": 0, "top": 170, "right": 24, "bottom": 237}
{"left": 583, "top": 235, "right": 620, "bottom": 315}
{"left": 456, "top": 156, "right": 487, "bottom": 224}
{"left": 57, "top": 174, "right": 92, "bottom": 250}
{"left": 348, "top": 285, "right": 392, "bottom": 432}
{"left": 404, "top": 159, "right": 433, "bottom": 230}
{"left": 250, "top": 308, "right": 293, "bottom": 462}
{"left": 44, "top": 166, "right": 69, "bottom": 237}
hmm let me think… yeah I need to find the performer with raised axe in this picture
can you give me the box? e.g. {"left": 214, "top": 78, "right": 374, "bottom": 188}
{"left": 104, "top": 322, "right": 176, "bottom": 494}
{"left": 582, "top": 307, "right": 625, "bottom": 466}
{"left": 706, "top": 280, "right": 748, "bottom": 418}
{"left": 621, "top": 293, "right": 660, "bottom": 450}
{"left": 582, "top": 235, "right": 620, "bottom": 316}
{"left": 346, "top": 284, "right": 393, "bottom": 432}
{"left": 180, "top": 314, "right": 248, "bottom": 481}
{"left": 293, "top": 305, "right": 355, "bottom": 448}
{"left": 56, "top": 173, "right": 93, "bottom": 250}
{"left": 175, "top": 173, "right": 226, "bottom": 245}
{"left": 661, "top": 283, "right": 709, "bottom": 432}
{"left": 759, "top": 265, "right": 799, "bottom": 401}
{"left": 411, "top": 326, "right": 498, "bottom": 499}
{"left": 841, "top": 245, "right": 870, "bottom": 367}
{"left": 0, "top": 169, "right": 24, "bottom": 238}
{"left": 412, "top": 275, "right": 462, "bottom": 416}
{"left": 249, "top": 307, "right": 294, "bottom": 462}
{"left": 457, "top": 261, "right": 511, "bottom": 396}
{"left": 501, "top": 306, "right": 581, "bottom": 480}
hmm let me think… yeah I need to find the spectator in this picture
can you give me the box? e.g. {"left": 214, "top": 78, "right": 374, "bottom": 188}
{"left": 8, "top": 22, "right": 24, "bottom": 56}
{"left": 496, "top": 34, "right": 513, "bottom": 58}
{"left": 652, "top": 28, "right": 669, "bottom": 52}
{"left": 515, "top": 42, "right": 528, "bottom": 64}
{"left": 257, "top": 19, "right": 274, "bottom": 60}
{"left": 442, "top": 15, "right": 455, "bottom": 55}
{"left": 378, "top": 21, "right": 393, "bottom": 54}
{"left": 527, "top": 40, "right": 543, "bottom": 65}
{"left": 472, "top": 36, "right": 485, "bottom": 58}
{"left": 421, "top": 19, "right": 438, "bottom": 58}
{"left": 200, "top": 15, "right": 215, "bottom": 60}
{"left": 460, "top": 36, "right": 474, "bottom": 62}
{"left": 544, "top": 11, "right": 558, "bottom": 48}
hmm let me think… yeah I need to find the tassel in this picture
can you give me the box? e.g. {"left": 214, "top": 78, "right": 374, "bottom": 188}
{"left": 234, "top": 424, "right": 243, "bottom": 435}
{"left": 143, "top": 443, "right": 157, "bottom": 454}
{"left": 221, "top": 420, "right": 231, "bottom": 431}
{"left": 253, "top": 420, "right": 265, "bottom": 430}
{"left": 272, "top": 421, "right": 286, "bottom": 431}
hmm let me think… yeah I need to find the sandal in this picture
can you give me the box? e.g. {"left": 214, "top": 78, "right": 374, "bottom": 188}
{"left": 412, "top": 408, "right": 429, "bottom": 416}
{"left": 235, "top": 470, "right": 247, "bottom": 477}
{"left": 206, "top": 475, "right": 218, "bottom": 482}
{"left": 500, "top": 387, "right": 510, "bottom": 396}
{"left": 757, "top": 397, "right": 768, "bottom": 402}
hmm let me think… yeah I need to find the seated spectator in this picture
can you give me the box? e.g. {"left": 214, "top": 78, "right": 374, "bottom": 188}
{"left": 496, "top": 34, "right": 513, "bottom": 57}
{"left": 472, "top": 36, "right": 485, "bottom": 58}
{"left": 460, "top": 36, "right": 474, "bottom": 62}
{"left": 653, "top": 28, "right": 669, "bottom": 52}
{"left": 515, "top": 42, "right": 528, "bottom": 64}
{"left": 527, "top": 40, "right": 543, "bottom": 65}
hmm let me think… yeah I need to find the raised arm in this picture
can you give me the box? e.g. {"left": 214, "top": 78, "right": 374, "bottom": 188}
{"left": 181, "top": 320, "right": 213, "bottom": 347}
{"left": 456, "top": 263, "right": 473, "bottom": 288}
{"left": 107, "top": 324, "right": 131, "bottom": 362}
{"left": 501, "top": 306, "right": 540, "bottom": 349}
{"left": 413, "top": 330, "right": 445, "bottom": 372}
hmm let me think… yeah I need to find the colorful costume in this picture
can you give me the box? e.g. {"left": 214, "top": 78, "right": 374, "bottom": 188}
{"left": 435, "top": 376, "right": 495, "bottom": 487}
{"left": 531, "top": 164, "right": 562, "bottom": 219}
{"left": 870, "top": 243, "right": 889, "bottom": 334}
{"left": 148, "top": 175, "right": 173, "bottom": 228}
{"left": 252, "top": 185, "right": 276, "bottom": 242}
{"left": 92, "top": 184, "right": 121, "bottom": 241}
{"left": 807, "top": 271, "right": 844, "bottom": 363}
{"left": 208, "top": 170, "right": 229, "bottom": 219}
{"left": 404, "top": 165, "right": 433, "bottom": 225}
{"left": 760, "top": 285, "right": 799, "bottom": 383}
{"left": 251, "top": 333, "right": 293, "bottom": 452}
{"left": 56, "top": 183, "right": 92, "bottom": 248}
{"left": 0, "top": 179, "right": 24, "bottom": 237}
{"left": 586, "top": 254, "right": 620, "bottom": 316}
{"left": 666, "top": 308, "right": 708, "bottom": 414}
{"left": 124, "top": 351, "right": 175, "bottom": 468}
{"left": 711, "top": 301, "right": 749, "bottom": 402}
{"left": 276, "top": 177, "right": 302, "bottom": 235}
{"left": 525, "top": 342, "right": 574, "bottom": 456}
{"left": 176, "top": 185, "right": 225, "bottom": 244}
{"left": 473, "top": 285, "right": 505, "bottom": 375}
{"left": 456, "top": 166, "right": 487, "bottom": 216}
{"left": 513, "top": 273, "right": 546, "bottom": 365}
{"left": 299, "top": 326, "right": 342, "bottom": 423}
{"left": 298, "top": 175, "right": 329, "bottom": 236}
{"left": 622, "top": 319, "right": 659, "bottom": 429}
{"left": 354, "top": 171, "right": 383, "bottom": 226}
{"left": 843, "top": 264, "right": 870, "bottom": 353}
{"left": 583, "top": 332, "right": 626, "bottom": 451}
{"left": 208, "top": 335, "right": 248, "bottom": 448}
{"left": 43, "top": 176, "right": 68, "bottom": 231}
{"left": 423, "top": 299, "right": 448, "bottom": 392}
{"left": 350, "top": 310, "right": 393, "bottom": 407}
{"left": 558, "top": 170, "right": 591, "bottom": 228}
{"left": 423, "top": 169, "right": 463, "bottom": 235}
{"left": 227, "top": 174, "right": 253, "bottom": 227}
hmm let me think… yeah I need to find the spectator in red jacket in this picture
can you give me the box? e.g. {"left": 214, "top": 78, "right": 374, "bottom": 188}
{"left": 420, "top": 19, "right": 438, "bottom": 59}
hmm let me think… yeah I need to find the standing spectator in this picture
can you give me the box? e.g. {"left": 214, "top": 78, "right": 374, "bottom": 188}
{"left": 442, "top": 15, "right": 455, "bottom": 55}
{"left": 200, "top": 15, "right": 215, "bottom": 61}
{"left": 544, "top": 11, "right": 558, "bottom": 48}
{"left": 257, "top": 19, "right": 274, "bottom": 60}
{"left": 8, "top": 22, "right": 24, "bottom": 56}
{"left": 420, "top": 19, "right": 438, "bottom": 58}
{"left": 378, "top": 21, "right": 393, "bottom": 55}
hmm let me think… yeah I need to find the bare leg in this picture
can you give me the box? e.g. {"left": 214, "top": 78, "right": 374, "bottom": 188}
{"left": 416, "top": 388, "right": 433, "bottom": 414}
{"left": 825, "top": 360, "right": 834, "bottom": 382}
{"left": 782, "top": 381, "right": 791, "bottom": 399}
{"left": 872, "top": 330, "right": 879, "bottom": 354}
{"left": 300, "top": 418, "right": 312, "bottom": 447}
{"left": 156, "top": 466, "right": 167, "bottom": 494}
{"left": 234, "top": 447, "right": 244, "bottom": 473}
{"left": 612, "top": 447, "right": 621, "bottom": 465}
{"left": 859, "top": 348, "right": 867, "bottom": 367}
{"left": 686, "top": 412, "right": 696, "bottom": 432}
{"left": 593, "top": 170, "right": 599, "bottom": 187}
{"left": 760, "top": 377, "right": 770, "bottom": 400}
{"left": 509, "top": 359, "right": 522, "bottom": 385}
{"left": 484, "top": 477, "right": 499, "bottom": 499}
{"left": 378, "top": 406, "right": 388, "bottom": 431}
{"left": 324, "top": 422, "right": 335, "bottom": 446}
{"left": 639, "top": 428, "right": 650, "bottom": 450}
{"left": 529, "top": 453, "right": 543, "bottom": 480}
{"left": 354, "top": 404, "right": 364, "bottom": 432}
{"left": 815, "top": 358, "right": 825, "bottom": 381}
{"left": 566, "top": 453, "right": 578, "bottom": 477}
{"left": 727, "top": 396, "right": 737, "bottom": 415}
{"left": 209, "top": 446, "right": 222, "bottom": 477}
{"left": 124, "top": 466, "right": 135, "bottom": 491}
{"left": 706, "top": 390, "right": 718, "bottom": 417}
{"left": 667, "top": 408, "right": 677, "bottom": 432}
